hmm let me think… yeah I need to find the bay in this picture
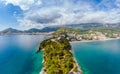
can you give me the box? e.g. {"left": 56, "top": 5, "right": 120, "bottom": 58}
{"left": 72, "top": 39, "right": 120, "bottom": 74}
{"left": 0, "top": 35, "right": 46, "bottom": 74}
{"left": 1, "top": 35, "right": 120, "bottom": 74}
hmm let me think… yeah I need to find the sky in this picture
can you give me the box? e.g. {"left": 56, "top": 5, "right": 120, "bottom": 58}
{"left": 0, "top": 0, "right": 120, "bottom": 30}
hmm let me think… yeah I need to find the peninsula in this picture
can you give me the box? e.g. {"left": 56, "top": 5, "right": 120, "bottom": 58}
{"left": 37, "top": 37, "right": 82, "bottom": 74}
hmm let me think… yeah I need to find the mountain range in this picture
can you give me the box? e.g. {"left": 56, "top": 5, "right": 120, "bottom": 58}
{"left": 0, "top": 27, "right": 60, "bottom": 35}
{"left": 0, "top": 23, "right": 120, "bottom": 35}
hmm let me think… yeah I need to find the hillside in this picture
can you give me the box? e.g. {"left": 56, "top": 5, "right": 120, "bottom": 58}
{"left": 53, "top": 27, "right": 80, "bottom": 35}
{"left": 52, "top": 27, "right": 120, "bottom": 41}
{"left": 0, "top": 27, "right": 60, "bottom": 35}
{"left": 38, "top": 37, "right": 81, "bottom": 74}
{"left": 24, "top": 27, "right": 60, "bottom": 33}
{"left": 0, "top": 28, "right": 22, "bottom": 34}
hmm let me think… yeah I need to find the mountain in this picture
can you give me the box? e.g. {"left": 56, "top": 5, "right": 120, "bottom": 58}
{"left": 24, "top": 27, "right": 60, "bottom": 33}
{"left": 59, "top": 23, "right": 120, "bottom": 29}
{"left": 0, "top": 27, "right": 60, "bottom": 35}
{"left": 66, "top": 23, "right": 103, "bottom": 28}
{"left": 53, "top": 27, "right": 80, "bottom": 35}
{"left": 1, "top": 23, "right": 120, "bottom": 35}
{"left": 39, "top": 27, "right": 60, "bottom": 32}
{"left": 0, "top": 28, "right": 22, "bottom": 34}
{"left": 24, "top": 28, "right": 41, "bottom": 33}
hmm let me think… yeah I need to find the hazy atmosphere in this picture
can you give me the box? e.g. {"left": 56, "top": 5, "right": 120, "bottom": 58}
{"left": 0, "top": 0, "right": 120, "bottom": 30}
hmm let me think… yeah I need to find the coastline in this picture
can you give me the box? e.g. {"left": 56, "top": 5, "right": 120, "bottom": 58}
{"left": 70, "top": 37, "right": 120, "bottom": 43}
{"left": 73, "top": 58, "right": 82, "bottom": 74}
{"left": 39, "top": 37, "right": 120, "bottom": 74}
{"left": 39, "top": 49, "right": 82, "bottom": 74}
{"left": 39, "top": 37, "right": 82, "bottom": 74}
{"left": 39, "top": 57, "right": 82, "bottom": 74}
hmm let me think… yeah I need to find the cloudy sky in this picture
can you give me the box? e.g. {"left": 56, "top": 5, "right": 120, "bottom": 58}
{"left": 0, "top": 0, "right": 120, "bottom": 30}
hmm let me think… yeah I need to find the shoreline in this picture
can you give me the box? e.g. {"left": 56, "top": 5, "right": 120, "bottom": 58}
{"left": 39, "top": 50, "right": 82, "bottom": 74}
{"left": 73, "top": 58, "right": 82, "bottom": 74}
{"left": 39, "top": 37, "right": 120, "bottom": 74}
{"left": 39, "top": 37, "right": 82, "bottom": 74}
{"left": 70, "top": 37, "right": 120, "bottom": 43}
{"left": 39, "top": 57, "right": 82, "bottom": 74}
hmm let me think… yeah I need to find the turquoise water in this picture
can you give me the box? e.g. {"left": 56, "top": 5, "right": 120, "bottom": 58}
{"left": 0, "top": 35, "right": 45, "bottom": 74}
{"left": 1, "top": 35, "right": 120, "bottom": 74}
{"left": 72, "top": 39, "right": 120, "bottom": 74}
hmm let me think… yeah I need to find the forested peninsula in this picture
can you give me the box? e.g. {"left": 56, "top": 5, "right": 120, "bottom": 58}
{"left": 37, "top": 37, "right": 81, "bottom": 74}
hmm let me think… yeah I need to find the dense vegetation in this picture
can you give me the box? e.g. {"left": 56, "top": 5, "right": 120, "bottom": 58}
{"left": 53, "top": 27, "right": 80, "bottom": 35}
{"left": 38, "top": 37, "right": 78, "bottom": 74}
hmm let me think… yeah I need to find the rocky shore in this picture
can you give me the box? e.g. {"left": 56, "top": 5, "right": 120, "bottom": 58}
{"left": 39, "top": 58, "right": 82, "bottom": 74}
{"left": 38, "top": 37, "right": 82, "bottom": 74}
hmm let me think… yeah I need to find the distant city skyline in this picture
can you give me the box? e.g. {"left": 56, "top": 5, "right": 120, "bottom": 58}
{"left": 0, "top": 0, "right": 120, "bottom": 30}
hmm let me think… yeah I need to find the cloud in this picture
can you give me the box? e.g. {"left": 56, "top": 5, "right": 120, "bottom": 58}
{"left": 2, "top": 0, "right": 42, "bottom": 10}
{"left": 116, "top": 0, "right": 120, "bottom": 7}
{"left": 26, "top": 10, "right": 62, "bottom": 24}
{"left": 17, "top": 0, "right": 94, "bottom": 29}
{"left": 78, "top": 10, "right": 120, "bottom": 23}
{"left": 18, "top": 19, "right": 44, "bottom": 29}
{"left": 1, "top": 0, "right": 120, "bottom": 29}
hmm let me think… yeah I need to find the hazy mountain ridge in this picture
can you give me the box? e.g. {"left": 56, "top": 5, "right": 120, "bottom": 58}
{"left": 0, "top": 23, "right": 120, "bottom": 35}
{"left": 0, "top": 27, "right": 60, "bottom": 35}
{"left": 0, "top": 28, "right": 23, "bottom": 34}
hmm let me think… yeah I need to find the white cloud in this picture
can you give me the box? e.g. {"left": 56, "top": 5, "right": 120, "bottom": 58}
{"left": 1, "top": 0, "right": 120, "bottom": 29}
{"left": 79, "top": 10, "right": 120, "bottom": 23}
{"left": 2, "top": 0, "right": 42, "bottom": 10}
{"left": 17, "top": 0, "right": 95, "bottom": 29}
{"left": 18, "top": 18, "right": 45, "bottom": 30}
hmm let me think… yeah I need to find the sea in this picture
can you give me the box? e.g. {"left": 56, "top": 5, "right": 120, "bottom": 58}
{"left": 0, "top": 35, "right": 120, "bottom": 74}
{"left": 0, "top": 35, "right": 45, "bottom": 74}
{"left": 72, "top": 39, "right": 120, "bottom": 74}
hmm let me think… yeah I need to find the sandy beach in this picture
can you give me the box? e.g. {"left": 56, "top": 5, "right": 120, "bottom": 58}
{"left": 70, "top": 37, "right": 120, "bottom": 43}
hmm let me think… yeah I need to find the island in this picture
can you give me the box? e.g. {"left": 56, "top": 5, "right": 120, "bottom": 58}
{"left": 37, "top": 37, "right": 82, "bottom": 74}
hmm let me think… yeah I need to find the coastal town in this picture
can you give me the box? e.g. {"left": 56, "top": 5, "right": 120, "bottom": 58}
{"left": 1, "top": 27, "right": 120, "bottom": 42}
{"left": 53, "top": 27, "right": 120, "bottom": 42}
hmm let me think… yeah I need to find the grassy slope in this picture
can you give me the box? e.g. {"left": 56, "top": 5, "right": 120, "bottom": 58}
{"left": 53, "top": 27, "right": 80, "bottom": 35}
{"left": 53, "top": 27, "right": 120, "bottom": 35}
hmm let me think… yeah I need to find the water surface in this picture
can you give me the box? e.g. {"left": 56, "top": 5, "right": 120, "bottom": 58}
{"left": 1, "top": 35, "right": 120, "bottom": 74}
{"left": 0, "top": 35, "right": 45, "bottom": 74}
{"left": 72, "top": 39, "right": 120, "bottom": 74}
